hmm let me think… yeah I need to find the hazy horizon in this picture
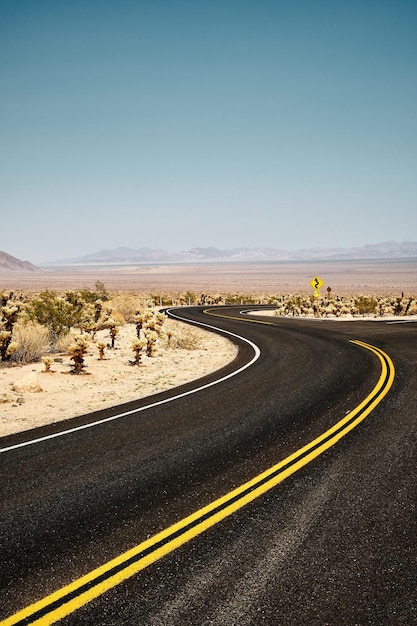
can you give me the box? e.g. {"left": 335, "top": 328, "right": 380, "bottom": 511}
{"left": 2, "top": 1, "right": 416, "bottom": 264}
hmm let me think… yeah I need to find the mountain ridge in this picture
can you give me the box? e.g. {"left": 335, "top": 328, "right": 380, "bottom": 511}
{"left": 0, "top": 251, "right": 40, "bottom": 272}
{"left": 44, "top": 241, "right": 417, "bottom": 265}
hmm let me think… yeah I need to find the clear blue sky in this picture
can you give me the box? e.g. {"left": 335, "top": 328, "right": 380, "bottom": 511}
{"left": 1, "top": 0, "right": 416, "bottom": 263}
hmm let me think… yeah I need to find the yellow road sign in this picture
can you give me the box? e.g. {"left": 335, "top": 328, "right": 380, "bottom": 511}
{"left": 310, "top": 276, "right": 324, "bottom": 290}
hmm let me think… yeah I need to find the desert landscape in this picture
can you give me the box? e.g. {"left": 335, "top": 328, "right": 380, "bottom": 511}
{"left": 1, "top": 258, "right": 416, "bottom": 438}
{"left": 0, "top": 317, "right": 238, "bottom": 437}
{"left": 1, "top": 258, "right": 417, "bottom": 296}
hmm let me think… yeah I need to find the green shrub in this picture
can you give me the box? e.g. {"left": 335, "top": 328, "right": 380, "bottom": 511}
{"left": 27, "top": 290, "right": 81, "bottom": 340}
{"left": 355, "top": 296, "right": 378, "bottom": 314}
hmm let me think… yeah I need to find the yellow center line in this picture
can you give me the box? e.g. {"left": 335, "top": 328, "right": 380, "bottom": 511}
{"left": 1, "top": 339, "right": 395, "bottom": 626}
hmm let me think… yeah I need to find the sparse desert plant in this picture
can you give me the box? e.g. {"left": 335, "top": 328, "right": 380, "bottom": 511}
{"left": 103, "top": 316, "right": 120, "bottom": 348}
{"left": 109, "top": 294, "right": 139, "bottom": 323}
{"left": 134, "top": 309, "right": 154, "bottom": 338}
{"left": 130, "top": 337, "right": 147, "bottom": 366}
{"left": 0, "top": 291, "right": 22, "bottom": 362}
{"left": 54, "top": 331, "right": 76, "bottom": 353}
{"left": 168, "top": 328, "right": 203, "bottom": 350}
{"left": 76, "top": 302, "right": 96, "bottom": 331}
{"left": 144, "top": 311, "right": 166, "bottom": 336}
{"left": 94, "top": 281, "right": 109, "bottom": 301}
{"left": 79, "top": 281, "right": 108, "bottom": 303}
{"left": 144, "top": 329, "right": 158, "bottom": 357}
{"left": 406, "top": 300, "right": 417, "bottom": 315}
{"left": 68, "top": 335, "right": 89, "bottom": 374}
{"left": 165, "top": 329, "right": 174, "bottom": 347}
{"left": 41, "top": 356, "right": 53, "bottom": 372}
{"left": 94, "top": 300, "right": 103, "bottom": 322}
{"left": 10, "top": 322, "right": 49, "bottom": 363}
{"left": 97, "top": 341, "right": 106, "bottom": 360}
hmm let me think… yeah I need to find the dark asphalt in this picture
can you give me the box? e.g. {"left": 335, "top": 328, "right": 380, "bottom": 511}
{"left": 1, "top": 306, "right": 416, "bottom": 625}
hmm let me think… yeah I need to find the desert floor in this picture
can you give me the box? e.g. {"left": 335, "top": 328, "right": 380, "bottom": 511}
{"left": 1, "top": 258, "right": 416, "bottom": 296}
{"left": 0, "top": 318, "right": 238, "bottom": 437}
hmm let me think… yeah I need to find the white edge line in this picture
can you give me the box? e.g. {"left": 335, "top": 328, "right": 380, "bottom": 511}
{"left": 1, "top": 308, "right": 260, "bottom": 453}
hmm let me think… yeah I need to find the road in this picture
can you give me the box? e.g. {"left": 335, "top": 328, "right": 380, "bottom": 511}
{"left": 1, "top": 306, "right": 416, "bottom": 625}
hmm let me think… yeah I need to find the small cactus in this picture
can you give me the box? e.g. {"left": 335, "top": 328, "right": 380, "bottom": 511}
{"left": 144, "top": 330, "right": 158, "bottom": 357}
{"left": 130, "top": 337, "right": 147, "bottom": 366}
{"left": 0, "top": 294, "right": 21, "bottom": 361}
{"left": 97, "top": 341, "right": 106, "bottom": 360}
{"left": 103, "top": 317, "right": 119, "bottom": 348}
{"left": 68, "top": 335, "right": 89, "bottom": 374}
{"left": 41, "top": 356, "right": 53, "bottom": 372}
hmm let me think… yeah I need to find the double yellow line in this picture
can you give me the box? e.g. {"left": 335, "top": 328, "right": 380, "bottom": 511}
{"left": 1, "top": 340, "right": 394, "bottom": 625}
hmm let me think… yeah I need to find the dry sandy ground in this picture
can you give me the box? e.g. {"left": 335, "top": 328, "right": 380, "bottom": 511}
{"left": 1, "top": 258, "right": 416, "bottom": 295}
{"left": 0, "top": 318, "right": 237, "bottom": 437}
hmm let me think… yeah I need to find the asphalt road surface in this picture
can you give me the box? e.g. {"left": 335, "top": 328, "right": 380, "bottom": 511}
{"left": 1, "top": 306, "right": 416, "bottom": 625}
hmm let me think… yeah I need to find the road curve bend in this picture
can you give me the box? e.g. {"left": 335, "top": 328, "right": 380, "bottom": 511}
{"left": 1, "top": 306, "right": 416, "bottom": 626}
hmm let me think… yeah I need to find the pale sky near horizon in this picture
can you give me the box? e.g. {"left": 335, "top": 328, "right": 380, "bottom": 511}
{"left": 1, "top": 0, "right": 416, "bottom": 263}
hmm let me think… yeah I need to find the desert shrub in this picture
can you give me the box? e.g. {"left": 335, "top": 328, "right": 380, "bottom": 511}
{"left": 27, "top": 290, "right": 81, "bottom": 340}
{"left": 109, "top": 294, "right": 139, "bottom": 323}
{"left": 178, "top": 291, "right": 197, "bottom": 305}
{"left": 355, "top": 296, "right": 378, "bottom": 314}
{"left": 54, "top": 331, "right": 76, "bottom": 353}
{"left": 78, "top": 281, "right": 109, "bottom": 303}
{"left": 168, "top": 329, "right": 203, "bottom": 350}
{"left": 27, "top": 289, "right": 101, "bottom": 340}
{"left": 77, "top": 303, "right": 98, "bottom": 336}
{"left": 10, "top": 322, "right": 49, "bottom": 363}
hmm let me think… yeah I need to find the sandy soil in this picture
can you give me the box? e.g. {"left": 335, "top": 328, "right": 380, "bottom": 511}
{"left": 0, "top": 318, "right": 237, "bottom": 437}
{"left": 1, "top": 258, "right": 416, "bottom": 295}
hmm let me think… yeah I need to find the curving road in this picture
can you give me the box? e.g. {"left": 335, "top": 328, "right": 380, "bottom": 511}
{"left": 1, "top": 306, "right": 416, "bottom": 625}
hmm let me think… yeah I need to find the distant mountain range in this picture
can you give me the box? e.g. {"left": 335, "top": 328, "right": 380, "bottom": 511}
{"left": 0, "top": 251, "right": 40, "bottom": 272}
{"left": 1, "top": 242, "right": 416, "bottom": 271}
{"left": 46, "top": 241, "right": 417, "bottom": 265}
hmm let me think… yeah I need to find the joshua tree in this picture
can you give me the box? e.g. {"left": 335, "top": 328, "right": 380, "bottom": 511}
{"left": 68, "top": 335, "right": 89, "bottom": 374}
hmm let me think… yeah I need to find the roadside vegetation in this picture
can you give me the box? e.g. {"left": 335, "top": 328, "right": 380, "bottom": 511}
{"left": 1, "top": 287, "right": 416, "bottom": 371}
{"left": 0, "top": 285, "right": 206, "bottom": 371}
